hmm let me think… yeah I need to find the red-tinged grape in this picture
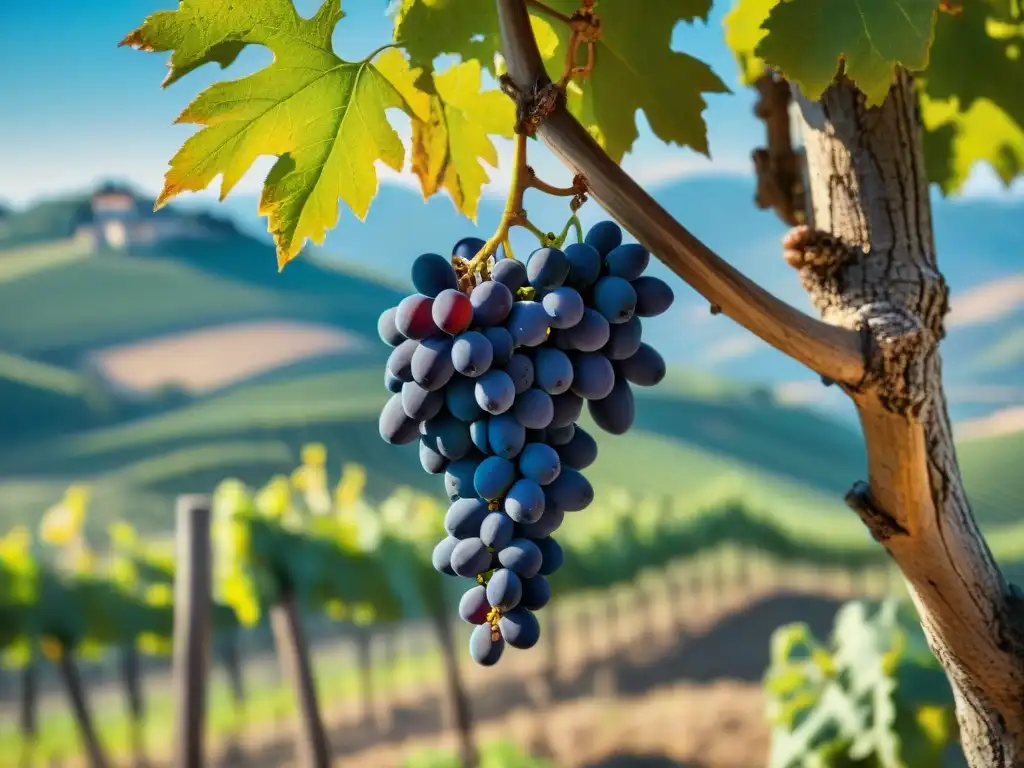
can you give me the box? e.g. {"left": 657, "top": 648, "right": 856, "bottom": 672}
{"left": 593, "top": 275, "right": 637, "bottom": 324}
{"left": 618, "top": 343, "right": 666, "bottom": 386}
{"left": 474, "top": 455, "right": 517, "bottom": 500}
{"left": 488, "top": 412, "right": 527, "bottom": 459}
{"left": 632, "top": 275, "right": 675, "bottom": 317}
{"left": 475, "top": 369, "right": 516, "bottom": 415}
{"left": 459, "top": 584, "right": 490, "bottom": 624}
{"left": 469, "top": 623, "right": 504, "bottom": 666}
{"left": 542, "top": 286, "right": 585, "bottom": 329}
{"left": 395, "top": 294, "right": 438, "bottom": 339}
{"left": 527, "top": 246, "right": 570, "bottom": 290}
{"left": 379, "top": 393, "right": 420, "bottom": 445}
{"left": 452, "top": 537, "right": 492, "bottom": 577}
{"left": 491, "top": 259, "right": 528, "bottom": 292}
{"left": 513, "top": 388, "right": 554, "bottom": 430}
{"left": 445, "top": 497, "right": 491, "bottom": 538}
{"left": 571, "top": 352, "right": 615, "bottom": 400}
{"left": 471, "top": 280, "right": 514, "bottom": 326}
{"left": 412, "top": 336, "right": 455, "bottom": 391}
{"left": 386, "top": 339, "right": 419, "bottom": 381}
{"left": 497, "top": 538, "right": 543, "bottom": 578}
{"left": 499, "top": 606, "right": 541, "bottom": 649}
{"left": 556, "top": 425, "right": 598, "bottom": 470}
{"left": 564, "top": 242, "right": 602, "bottom": 288}
{"left": 378, "top": 306, "right": 405, "bottom": 346}
{"left": 584, "top": 220, "right": 622, "bottom": 256}
{"left": 588, "top": 375, "right": 635, "bottom": 435}
{"left": 452, "top": 331, "right": 494, "bottom": 377}
{"left": 412, "top": 253, "right": 458, "bottom": 297}
{"left": 604, "top": 315, "right": 643, "bottom": 360}
{"left": 604, "top": 243, "right": 649, "bottom": 280}
{"left": 433, "top": 288, "right": 474, "bottom": 336}
{"left": 486, "top": 568, "right": 523, "bottom": 611}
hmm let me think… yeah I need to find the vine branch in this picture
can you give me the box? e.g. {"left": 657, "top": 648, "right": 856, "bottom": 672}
{"left": 494, "top": 0, "right": 866, "bottom": 386}
{"left": 751, "top": 71, "right": 806, "bottom": 228}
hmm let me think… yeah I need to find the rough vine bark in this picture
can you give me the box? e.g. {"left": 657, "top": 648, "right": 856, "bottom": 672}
{"left": 788, "top": 71, "right": 1024, "bottom": 767}
{"left": 494, "top": 2, "right": 1024, "bottom": 765}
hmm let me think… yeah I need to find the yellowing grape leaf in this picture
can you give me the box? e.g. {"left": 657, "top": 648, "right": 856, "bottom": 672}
{"left": 919, "top": 2, "right": 1024, "bottom": 192}
{"left": 750, "top": 0, "right": 942, "bottom": 106}
{"left": 379, "top": 51, "right": 514, "bottom": 220}
{"left": 122, "top": 0, "right": 416, "bottom": 269}
{"left": 722, "top": 0, "right": 779, "bottom": 85}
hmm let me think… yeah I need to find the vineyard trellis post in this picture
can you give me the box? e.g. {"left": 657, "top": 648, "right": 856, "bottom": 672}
{"left": 171, "top": 494, "right": 212, "bottom": 768}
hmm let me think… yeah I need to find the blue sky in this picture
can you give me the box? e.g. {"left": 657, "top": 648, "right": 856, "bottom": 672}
{"left": 0, "top": 0, "right": 1018, "bottom": 208}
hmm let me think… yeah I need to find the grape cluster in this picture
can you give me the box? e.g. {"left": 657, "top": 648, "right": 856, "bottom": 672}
{"left": 377, "top": 221, "right": 673, "bottom": 665}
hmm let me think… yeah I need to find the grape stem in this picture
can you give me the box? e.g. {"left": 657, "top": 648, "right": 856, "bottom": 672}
{"left": 466, "top": 131, "right": 588, "bottom": 275}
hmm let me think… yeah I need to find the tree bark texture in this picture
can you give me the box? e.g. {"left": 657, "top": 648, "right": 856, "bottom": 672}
{"left": 790, "top": 70, "right": 1024, "bottom": 768}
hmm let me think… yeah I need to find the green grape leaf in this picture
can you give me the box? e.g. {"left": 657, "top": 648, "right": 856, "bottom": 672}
{"left": 122, "top": 0, "right": 416, "bottom": 269}
{"left": 728, "top": 0, "right": 942, "bottom": 106}
{"left": 723, "top": 0, "right": 778, "bottom": 85}
{"left": 378, "top": 51, "right": 515, "bottom": 220}
{"left": 919, "top": 3, "right": 1024, "bottom": 192}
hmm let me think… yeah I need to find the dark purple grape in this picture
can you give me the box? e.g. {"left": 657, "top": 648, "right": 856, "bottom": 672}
{"left": 419, "top": 438, "right": 448, "bottom": 474}
{"left": 589, "top": 375, "right": 635, "bottom": 435}
{"left": 446, "top": 375, "right": 483, "bottom": 422}
{"left": 535, "top": 537, "right": 564, "bottom": 576}
{"left": 445, "top": 457, "right": 481, "bottom": 500}
{"left": 386, "top": 338, "right": 419, "bottom": 381}
{"left": 549, "top": 391, "right": 583, "bottom": 428}
{"left": 471, "top": 280, "right": 514, "bottom": 326}
{"left": 377, "top": 306, "right": 405, "bottom": 346}
{"left": 411, "top": 336, "right": 455, "bottom": 391}
{"left": 452, "top": 537, "right": 492, "bottom": 577}
{"left": 542, "top": 287, "right": 585, "bottom": 329}
{"left": 452, "top": 331, "right": 493, "bottom": 377}
{"left": 604, "top": 315, "right": 643, "bottom": 360}
{"left": 604, "top": 243, "right": 649, "bottom": 281}
{"left": 504, "top": 479, "right": 545, "bottom": 524}
{"left": 412, "top": 253, "right": 458, "bottom": 297}
{"left": 518, "top": 442, "right": 561, "bottom": 486}
{"left": 481, "top": 511, "right": 515, "bottom": 550}
{"left": 482, "top": 326, "right": 514, "bottom": 366}
{"left": 556, "top": 425, "right": 598, "bottom": 470}
{"left": 593, "top": 276, "right": 637, "bottom": 324}
{"left": 571, "top": 352, "right": 615, "bottom": 400}
{"left": 474, "top": 456, "right": 517, "bottom": 500}
{"left": 513, "top": 388, "right": 554, "bottom": 430}
{"left": 533, "top": 348, "right": 574, "bottom": 395}
{"left": 546, "top": 424, "right": 575, "bottom": 446}
{"left": 564, "top": 242, "right": 602, "bottom": 288}
{"left": 385, "top": 371, "right": 404, "bottom": 393}
{"left": 491, "top": 259, "right": 527, "bottom": 292}
{"left": 432, "top": 536, "right": 459, "bottom": 576}
{"left": 499, "top": 606, "right": 541, "bottom": 649}
{"left": 469, "top": 623, "right": 504, "bottom": 665}
{"left": 504, "top": 353, "right": 535, "bottom": 395}
{"left": 519, "top": 575, "right": 551, "bottom": 611}
{"left": 475, "top": 369, "right": 516, "bottom": 415}
{"left": 506, "top": 301, "right": 550, "bottom": 347}
{"left": 488, "top": 412, "right": 526, "bottom": 459}
{"left": 486, "top": 569, "right": 523, "bottom": 611}
{"left": 452, "top": 237, "right": 486, "bottom": 262}
{"left": 379, "top": 394, "right": 420, "bottom": 445}
{"left": 545, "top": 468, "right": 593, "bottom": 511}
{"left": 445, "top": 497, "right": 491, "bottom": 538}
{"left": 459, "top": 584, "right": 490, "bottom": 624}
{"left": 618, "top": 343, "right": 666, "bottom": 386}
{"left": 497, "top": 538, "right": 543, "bottom": 578}
{"left": 632, "top": 275, "right": 674, "bottom": 317}
{"left": 584, "top": 220, "right": 622, "bottom": 256}
{"left": 565, "top": 308, "right": 610, "bottom": 352}
{"left": 526, "top": 247, "right": 570, "bottom": 290}
{"left": 422, "top": 414, "right": 472, "bottom": 460}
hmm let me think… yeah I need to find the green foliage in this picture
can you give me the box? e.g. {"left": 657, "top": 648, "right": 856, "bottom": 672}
{"left": 764, "top": 599, "right": 957, "bottom": 768}
{"left": 723, "top": 0, "right": 1024, "bottom": 194}
{"left": 404, "top": 740, "right": 555, "bottom": 768}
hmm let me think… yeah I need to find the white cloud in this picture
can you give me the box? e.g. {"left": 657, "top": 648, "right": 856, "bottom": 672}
{"left": 702, "top": 334, "right": 762, "bottom": 365}
{"left": 947, "top": 275, "right": 1024, "bottom": 329}
{"left": 955, "top": 406, "right": 1024, "bottom": 441}
{"left": 953, "top": 164, "right": 1024, "bottom": 201}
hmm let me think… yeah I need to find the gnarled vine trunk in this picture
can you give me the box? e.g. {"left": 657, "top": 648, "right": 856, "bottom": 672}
{"left": 790, "top": 70, "right": 1024, "bottom": 768}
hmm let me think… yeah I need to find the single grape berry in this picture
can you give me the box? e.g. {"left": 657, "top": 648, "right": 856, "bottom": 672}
{"left": 527, "top": 247, "right": 570, "bottom": 290}
{"left": 395, "top": 294, "right": 437, "bottom": 340}
{"left": 584, "top": 220, "right": 622, "bottom": 256}
{"left": 411, "top": 253, "right": 458, "bottom": 298}
{"left": 432, "top": 288, "right": 474, "bottom": 336}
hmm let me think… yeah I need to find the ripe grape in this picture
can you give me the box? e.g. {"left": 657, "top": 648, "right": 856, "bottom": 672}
{"left": 385, "top": 371, "right": 404, "bottom": 394}
{"left": 555, "top": 425, "right": 598, "bottom": 470}
{"left": 534, "top": 537, "right": 564, "bottom": 576}
{"left": 412, "top": 253, "right": 459, "bottom": 297}
{"left": 469, "top": 419, "right": 490, "bottom": 455}
{"left": 471, "top": 280, "right": 514, "bottom": 326}
{"left": 386, "top": 339, "right": 418, "bottom": 381}
{"left": 504, "top": 353, "right": 535, "bottom": 394}
{"left": 499, "top": 607, "right": 541, "bottom": 650}
{"left": 533, "top": 348, "right": 574, "bottom": 395}
{"left": 482, "top": 326, "right": 514, "bottom": 366}
{"left": 564, "top": 308, "right": 610, "bottom": 352}
{"left": 604, "top": 316, "right": 642, "bottom": 360}
{"left": 401, "top": 381, "right": 444, "bottom": 421}
{"left": 451, "top": 537, "right": 492, "bottom": 577}
{"left": 419, "top": 439, "right": 448, "bottom": 474}
{"left": 527, "top": 247, "right": 570, "bottom": 290}
{"left": 605, "top": 243, "right": 649, "bottom": 281}
{"left": 504, "top": 478, "right": 545, "bottom": 524}
{"left": 632, "top": 275, "right": 674, "bottom": 317}
{"left": 395, "top": 294, "right": 437, "bottom": 339}
{"left": 518, "top": 442, "right": 561, "bottom": 485}
{"left": 593, "top": 276, "right": 637, "bottom": 324}
{"left": 432, "top": 536, "right": 459, "bottom": 576}
{"left": 545, "top": 468, "right": 594, "bottom": 512}
{"left": 475, "top": 369, "right": 516, "bottom": 414}
{"left": 487, "top": 413, "right": 526, "bottom": 459}
{"left": 379, "top": 394, "right": 420, "bottom": 445}
{"left": 546, "top": 423, "right": 575, "bottom": 446}
{"left": 498, "top": 538, "right": 543, "bottom": 578}
{"left": 444, "top": 457, "right": 480, "bottom": 500}
{"left": 513, "top": 388, "right": 554, "bottom": 430}
{"left": 516, "top": 506, "right": 564, "bottom": 539}
{"left": 480, "top": 511, "right": 514, "bottom": 550}
{"left": 459, "top": 584, "right": 490, "bottom": 624}
{"left": 377, "top": 306, "right": 405, "bottom": 346}
{"left": 486, "top": 569, "right": 523, "bottom": 611}
{"left": 584, "top": 220, "right": 623, "bottom": 256}
{"left": 474, "top": 456, "right": 517, "bottom": 500}
{"left": 433, "top": 289, "right": 474, "bottom": 336}
{"left": 452, "top": 237, "right": 485, "bottom": 262}
{"left": 570, "top": 352, "right": 615, "bottom": 400}
{"left": 549, "top": 390, "right": 583, "bottom": 428}
{"left": 422, "top": 415, "right": 472, "bottom": 460}
{"left": 618, "top": 342, "right": 666, "bottom": 386}
{"left": 542, "top": 287, "right": 585, "bottom": 329}
{"left": 563, "top": 242, "right": 602, "bottom": 288}
{"left": 445, "top": 497, "right": 491, "bottom": 539}
{"left": 491, "top": 259, "right": 528, "bottom": 292}
{"left": 506, "top": 301, "right": 550, "bottom": 347}
{"left": 519, "top": 575, "right": 551, "bottom": 611}
{"left": 411, "top": 336, "right": 455, "bottom": 391}
{"left": 469, "top": 623, "right": 504, "bottom": 666}
{"left": 588, "top": 375, "right": 635, "bottom": 435}
{"left": 451, "top": 331, "right": 494, "bottom": 377}
{"left": 445, "top": 376, "right": 483, "bottom": 422}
